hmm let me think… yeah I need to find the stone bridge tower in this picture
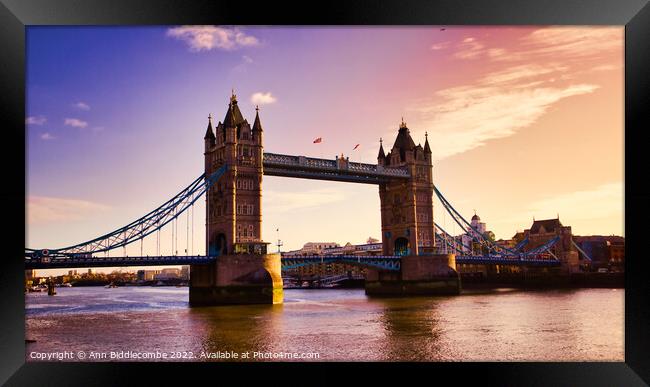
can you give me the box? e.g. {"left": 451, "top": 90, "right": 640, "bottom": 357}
{"left": 203, "top": 92, "right": 265, "bottom": 256}
{"left": 366, "top": 119, "right": 459, "bottom": 297}
{"left": 190, "top": 91, "right": 282, "bottom": 306}
{"left": 377, "top": 119, "right": 435, "bottom": 256}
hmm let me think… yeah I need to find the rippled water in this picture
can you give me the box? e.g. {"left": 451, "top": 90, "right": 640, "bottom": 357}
{"left": 25, "top": 287, "right": 624, "bottom": 361}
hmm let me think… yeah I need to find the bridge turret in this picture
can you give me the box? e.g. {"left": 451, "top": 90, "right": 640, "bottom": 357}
{"left": 377, "top": 138, "right": 386, "bottom": 166}
{"left": 424, "top": 131, "right": 431, "bottom": 155}
{"left": 204, "top": 113, "right": 216, "bottom": 152}
{"left": 252, "top": 105, "right": 263, "bottom": 146}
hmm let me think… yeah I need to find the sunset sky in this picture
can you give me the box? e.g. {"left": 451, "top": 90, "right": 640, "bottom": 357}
{"left": 26, "top": 26, "right": 624, "bottom": 275}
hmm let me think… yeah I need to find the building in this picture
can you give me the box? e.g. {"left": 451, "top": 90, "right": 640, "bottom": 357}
{"left": 180, "top": 265, "right": 190, "bottom": 280}
{"left": 523, "top": 217, "right": 580, "bottom": 272}
{"left": 608, "top": 237, "right": 625, "bottom": 270}
{"left": 138, "top": 269, "right": 162, "bottom": 281}
{"left": 282, "top": 240, "right": 383, "bottom": 278}
{"left": 155, "top": 268, "right": 181, "bottom": 280}
{"left": 574, "top": 235, "right": 625, "bottom": 270}
{"left": 283, "top": 240, "right": 383, "bottom": 257}
{"left": 282, "top": 242, "right": 340, "bottom": 256}
{"left": 443, "top": 212, "right": 493, "bottom": 255}
{"left": 25, "top": 269, "right": 35, "bottom": 281}
{"left": 495, "top": 238, "right": 516, "bottom": 250}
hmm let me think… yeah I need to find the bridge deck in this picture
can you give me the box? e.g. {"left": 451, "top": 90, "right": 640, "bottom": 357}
{"left": 25, "top": 255, "right": 217, "bottom": 269}
{"left": 25, "top": 254, "right": 561, "bottom": 270}
{"left": 263, "top": 153, "right": 409, "bottom": 184}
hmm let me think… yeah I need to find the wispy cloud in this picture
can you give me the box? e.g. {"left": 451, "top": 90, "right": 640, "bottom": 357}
{"left": 72, "top": 101, "right": 90, "bottom": 110}
{"left": 64, "top": 118, "right": 88, "bottom": 128}
{"left": 232, "top": 55, "right": 254, "bottom": 73}
{"left": 450, "top": 27, "right": 622, "bottom": 63}
{"left": 264, "top": 189, "right": 346, "bottom": 214}
{"left": 40, "top": 132, "right": 55, "bottom": 140}
{"left": 409, "top": 78, "right": 598, "bottom": 159}
{"left": 591, "top": 64, "right": 620, "bottom": 72}
{"left": 518, "top": 27, "right": 622, "bottom": 60}
{"left": 251, "top": 91, "right": 277, "bottom": 105}
{"left": 430, "top": 41, "right": 450, "bottom": 50}
{"left": 453, "top": 37, "right": 485, "bottom": 59}
{"left": 478, "top": 63, "right": 568, "bottom": 86}
{"left": 412, "top": 27, "right": 620, "bottom": 160}
{"left": 26, "top": 116, "right": 47, "bottom": 125}
{"left": 167, "top": 26, "right": 259, "bottom": 52}
{"left": 27, "top": 195, "right": 110, "bottom": 225}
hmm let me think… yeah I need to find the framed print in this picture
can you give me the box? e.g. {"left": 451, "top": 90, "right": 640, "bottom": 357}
{"left": 1, "top": 0, "right": 649, "bottom": 385}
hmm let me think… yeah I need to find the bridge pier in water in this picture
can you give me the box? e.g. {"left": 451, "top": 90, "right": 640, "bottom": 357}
{"left": 189, "top": 253, "right": 283, "bottom": 306}
{"left": 365, "top": 254, "right": 461, "bottom": 296}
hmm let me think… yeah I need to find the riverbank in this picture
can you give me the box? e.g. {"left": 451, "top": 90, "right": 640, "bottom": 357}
{"left": 460, "top": 272, "right": 624, "bottom": 289}
{"left": 282, "top": 273, "right": 624, "bottom": 290}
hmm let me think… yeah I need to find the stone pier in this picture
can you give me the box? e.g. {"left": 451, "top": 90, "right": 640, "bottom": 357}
{"left": 189, "top": 253, "right": 283, "bottom": 306}
{"left": 365, "top": 254, "right": 461, "bottom": 296}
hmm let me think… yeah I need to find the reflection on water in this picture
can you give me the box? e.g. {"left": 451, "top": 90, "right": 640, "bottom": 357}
{"left": 25, "top": 287, "right": 624, "bottom": 361}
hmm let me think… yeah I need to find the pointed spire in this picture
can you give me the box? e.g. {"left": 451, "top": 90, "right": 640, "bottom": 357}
{"left": 223, "top": 91, "right": 245, "bottom": 128}
{"left": 378, "top": 137, "right": 385, "bottom": 159}
{"left": 204, "top": 113, "right": 215, "bottom": 140}
{"left": 252, "top": 105, "right": 263, "bottom": 132}
{"left": 392, "top": 117, "right": 416, "bottom": 162}
{"left": 424, "top": 131, "right": 431, "bottom": 154}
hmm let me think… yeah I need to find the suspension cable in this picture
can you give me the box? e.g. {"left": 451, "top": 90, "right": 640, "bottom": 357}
{"left": 186, "top": 209, "right": 189, "bottom": 256}
{"left": 28, "top": 166, "right": 227, "bottom": 257}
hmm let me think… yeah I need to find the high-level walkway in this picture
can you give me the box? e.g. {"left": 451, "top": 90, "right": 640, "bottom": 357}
{"left": 263, "top": 152, "right": 409, "bottom": 184}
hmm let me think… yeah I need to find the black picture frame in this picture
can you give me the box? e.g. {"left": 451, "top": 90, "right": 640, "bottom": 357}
{"left": 2, "top": 0, "right": 648, "bottom": 385}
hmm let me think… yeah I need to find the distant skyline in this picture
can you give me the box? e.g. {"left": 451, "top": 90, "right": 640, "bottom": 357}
{"left": 26, "top": 26, "right": 624, "bottom": 275}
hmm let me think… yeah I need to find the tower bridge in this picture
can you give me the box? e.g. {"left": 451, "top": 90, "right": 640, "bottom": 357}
{"left": 26, "top": 91, "right": 570, "bottom": 306}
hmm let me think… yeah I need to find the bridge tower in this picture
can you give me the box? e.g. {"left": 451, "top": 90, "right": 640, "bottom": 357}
{"left": 366, "top": 119, "right": 460, "bottom": 296}
{"left": 377, "top": 119, "right": 435, "bottom": 256}
{"left": 190, "top": 91, "right": 282, "bottom": 306}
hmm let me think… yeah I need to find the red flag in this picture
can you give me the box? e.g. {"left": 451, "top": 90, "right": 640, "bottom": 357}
{"left": 313, "top": 137, "right": 322, "bottom": 143}
{"left": 353, "top": 144, "right": 360, "bottom": 150}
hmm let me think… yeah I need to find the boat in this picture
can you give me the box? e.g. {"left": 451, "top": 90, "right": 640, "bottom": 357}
{"left": 105, "top": 282, "right": 118, "bottom": 288}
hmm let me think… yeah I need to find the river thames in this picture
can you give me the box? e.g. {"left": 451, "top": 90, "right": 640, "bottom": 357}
{"left": 25, "top": 287, "right": 623, "bottom": 361}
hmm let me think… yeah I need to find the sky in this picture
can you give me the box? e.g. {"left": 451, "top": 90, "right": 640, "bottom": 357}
{"left": 25, "top": 26, "right": 624, "bottom": 275}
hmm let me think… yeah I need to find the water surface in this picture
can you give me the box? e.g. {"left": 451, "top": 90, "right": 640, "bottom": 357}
{"left": 25, "top": 287, "right": 624, "bottom": 361}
